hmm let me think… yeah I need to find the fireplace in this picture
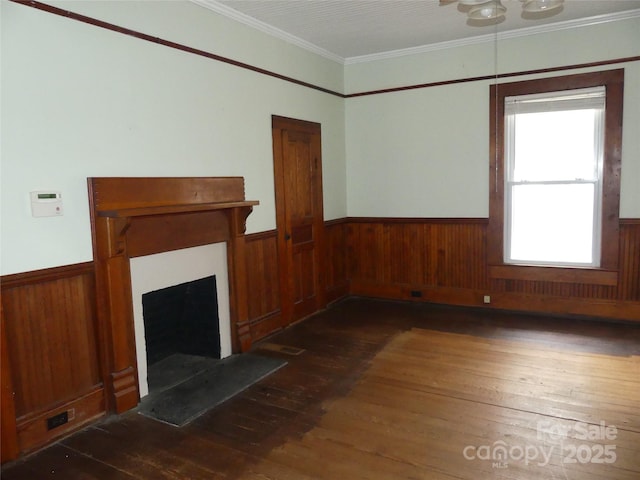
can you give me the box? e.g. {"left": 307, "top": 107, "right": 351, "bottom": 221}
{"left": 130, "top": 244, "right": 231, "bottom": 397}
{"left": 88, "top": 177, "right": 258, "bottom": 413}
{"left": 143, "top": 276, "right": 220, "bottom": 366}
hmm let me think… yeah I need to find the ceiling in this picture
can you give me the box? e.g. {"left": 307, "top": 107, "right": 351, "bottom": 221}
{"left": 194, "top": 0, "right": 640, "bottom": 63}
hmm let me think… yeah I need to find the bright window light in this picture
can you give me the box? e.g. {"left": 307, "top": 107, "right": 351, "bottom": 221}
{"left": 504, "top": 87, "right": 605, "bottom": 267}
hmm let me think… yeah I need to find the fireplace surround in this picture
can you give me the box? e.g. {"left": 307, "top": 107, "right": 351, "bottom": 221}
{"left": 88, "top": 177, "right": 258, "bottom": 413}
{"left": 130, "top": 243, "right": 232, "bottom": 397}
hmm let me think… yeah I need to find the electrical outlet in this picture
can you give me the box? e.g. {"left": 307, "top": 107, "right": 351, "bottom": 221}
{"left": 483, "top": 295, "right": 491, "bottom": 304}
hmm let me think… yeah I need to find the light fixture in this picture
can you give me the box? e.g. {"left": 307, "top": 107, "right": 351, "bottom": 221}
{"left": 458, "top": 0, "right": 493, "bottom": 5}
{"left": 446, "top": 0, "right": 564, "bottom": 22}
{"left": 468, "top": 1, "right": 507, "bottom": 20}
{"left": 522, "top": 0, "right": 564, "bottom": 13}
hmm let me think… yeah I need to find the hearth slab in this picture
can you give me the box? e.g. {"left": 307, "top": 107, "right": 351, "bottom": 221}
{"left": 138, "top": 353, "right": 287, "bottom": 426}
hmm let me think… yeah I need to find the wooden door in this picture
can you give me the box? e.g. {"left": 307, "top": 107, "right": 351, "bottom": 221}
{"left": 272, "top": 116, "right": 325, "bottom": 325}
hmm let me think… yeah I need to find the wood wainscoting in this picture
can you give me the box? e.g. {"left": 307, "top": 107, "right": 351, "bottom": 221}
{"left": 347, "top": 217, "right": 640, "bottom": 321}
{"left": 0, "top": 220, "right": 350, "bottom": 463}
{"left": 244, "top": 230, "right": 282, "bottom": 340}
{"left": 242, "top": 220, "right": 350, "bottom": 342}
{"left": 2, "top": 217, "right": 636, "bottom": 463}
{"left": 1, "top": 263, "right": 105, "bottom": 462}
{"left": 324, "top": 219, "right": 350, "bottom": 304}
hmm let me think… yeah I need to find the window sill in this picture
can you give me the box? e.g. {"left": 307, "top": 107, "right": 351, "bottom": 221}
{"left": 489, "top": 265, "right": 618, "bottom": 286}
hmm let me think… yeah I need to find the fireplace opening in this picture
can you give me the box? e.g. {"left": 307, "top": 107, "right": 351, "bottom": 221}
{"left": 142, "top": 275, "right": 221, "bottom": 394}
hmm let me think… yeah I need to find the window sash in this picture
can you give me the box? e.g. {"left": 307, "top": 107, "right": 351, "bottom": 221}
{"left": 503, "top": 92, "right": 605, "bottom": 268}
{"left": 504, "top": 181, "right": 600, "bottom": 267}
{"left": 505, "top": 86, "right": 605, "bottom": 114}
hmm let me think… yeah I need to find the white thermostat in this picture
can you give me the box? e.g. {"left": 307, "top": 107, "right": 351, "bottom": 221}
{"left": 30, "top": 191, "right": 63, "bottom": 217}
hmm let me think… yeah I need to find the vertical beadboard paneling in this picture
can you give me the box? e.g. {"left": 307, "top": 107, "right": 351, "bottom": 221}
{"left": 244, "top": 231, "right": 280, "bottom": 322}
{"left": 430, "top": 222, "right": 488, "bottom": 289}
{"left": 491, "top": 278, "right": 617, "bottom": 299}
{"left": 243, "top": 222, "right": 350, "bottom": 342}
{"left": 347, "top": 218, "right": 639, "bottom": 315}
{"left": 619, "top": 221, "right": 640, "bottom": 302}
{"left": 349, "top": 222, "right": 384, "bottom": 283}
{"left": 1, "top": 264, "right": 102, "bottom": 419}
{"left": 2, "top": 220, "right": 630, "bottom": 460}
{"left": 349, "top": 219, "right": 488, "bottom": 291}
{"left": 324, "top": 220, "right": 349, "bottom": 301}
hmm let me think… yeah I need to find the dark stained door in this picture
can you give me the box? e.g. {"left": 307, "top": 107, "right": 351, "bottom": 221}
{"left": 272, "top": 116, "right": 325, "bottom": 325}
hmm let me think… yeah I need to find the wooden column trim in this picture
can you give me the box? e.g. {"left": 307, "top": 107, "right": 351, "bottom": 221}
{"left": 227, "top": 206, "right": 254, "bottom": 352}
{"left": 91, "top": 216, "right": 138, "bottom": 413}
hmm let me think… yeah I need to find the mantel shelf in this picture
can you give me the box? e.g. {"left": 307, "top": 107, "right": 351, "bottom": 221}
{"left": 97, "top": 200, "right": 259, "bottom": 218}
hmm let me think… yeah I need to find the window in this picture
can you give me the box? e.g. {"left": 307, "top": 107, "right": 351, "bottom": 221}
{"left": 489, "top": 70, "right": 623, "bottom": 282}
{"left": 504, "top": 87, "right": 605, "bottom": 267}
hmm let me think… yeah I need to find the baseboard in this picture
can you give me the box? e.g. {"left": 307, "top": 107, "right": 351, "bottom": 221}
{"left": 249, "top": 310, "right": 284, "bottom": 342}
{"left": 349, "top": 280, "right": 640, "bottom": 322}
{"left": 326, "top": 282, "right": 350, "bottom": 305}
{"left": 16, "top": 386, "right": 105, "bottom": 454}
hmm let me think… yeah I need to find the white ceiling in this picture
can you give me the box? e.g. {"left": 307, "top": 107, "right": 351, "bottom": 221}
{"left": 193, "top": 0, "right": 640, "bottom": 63}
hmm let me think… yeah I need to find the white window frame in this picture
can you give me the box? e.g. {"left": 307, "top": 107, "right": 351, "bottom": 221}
{"left": 503, "top": 87, "right": 606, "bottom": 268}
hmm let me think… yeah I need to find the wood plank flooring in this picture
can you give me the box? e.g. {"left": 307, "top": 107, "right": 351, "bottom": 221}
{"left": 2, "top": 298, "right": 639, "bottom": 479}
{"left": 238, "top": 328, "right": 639, "bottom": 479}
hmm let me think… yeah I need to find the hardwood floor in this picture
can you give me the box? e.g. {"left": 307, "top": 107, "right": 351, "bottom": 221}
{"left": 2, "top": 298, "right": 639, "bottom": 479}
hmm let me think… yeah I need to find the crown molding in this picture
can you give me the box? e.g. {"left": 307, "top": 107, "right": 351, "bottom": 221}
{"left": 190, "top": 0, "right": 344, "bottom": 64}
{"left": 346, "top": 9, "right": 640, "bottom": 65}
{"left": 191, "top": 1, "right": 640, "bottom": 66}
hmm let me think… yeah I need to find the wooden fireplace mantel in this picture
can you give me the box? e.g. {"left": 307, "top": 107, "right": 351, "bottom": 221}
{"left": 88, "top": 177, "right": 258, "bottom": 414}
{"left": 97, "top": 200, "right": 258, "bottom": 218}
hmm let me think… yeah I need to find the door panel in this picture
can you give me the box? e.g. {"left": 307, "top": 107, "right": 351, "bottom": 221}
{"left": 273, "top": 116, "right": 325, "bottom": 326}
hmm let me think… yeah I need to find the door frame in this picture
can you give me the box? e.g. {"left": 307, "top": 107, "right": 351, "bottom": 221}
{"left": 272, "top": 115, "right": 326, "bottom": 325}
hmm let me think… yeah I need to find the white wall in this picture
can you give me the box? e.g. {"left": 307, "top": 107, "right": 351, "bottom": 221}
{"left": 2, "top": 2, "right": 639, "bottom": 276}
{"left": 345, "top": 17, "right": 640, "bottom": 218}
{"left": 0, "top": 0, "right": 347, "bottom": 275}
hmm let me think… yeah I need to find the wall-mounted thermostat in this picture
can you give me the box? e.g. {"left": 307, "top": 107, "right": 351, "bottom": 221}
{"left": 30, "top": 191, "right": 63, "bottom": 217}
